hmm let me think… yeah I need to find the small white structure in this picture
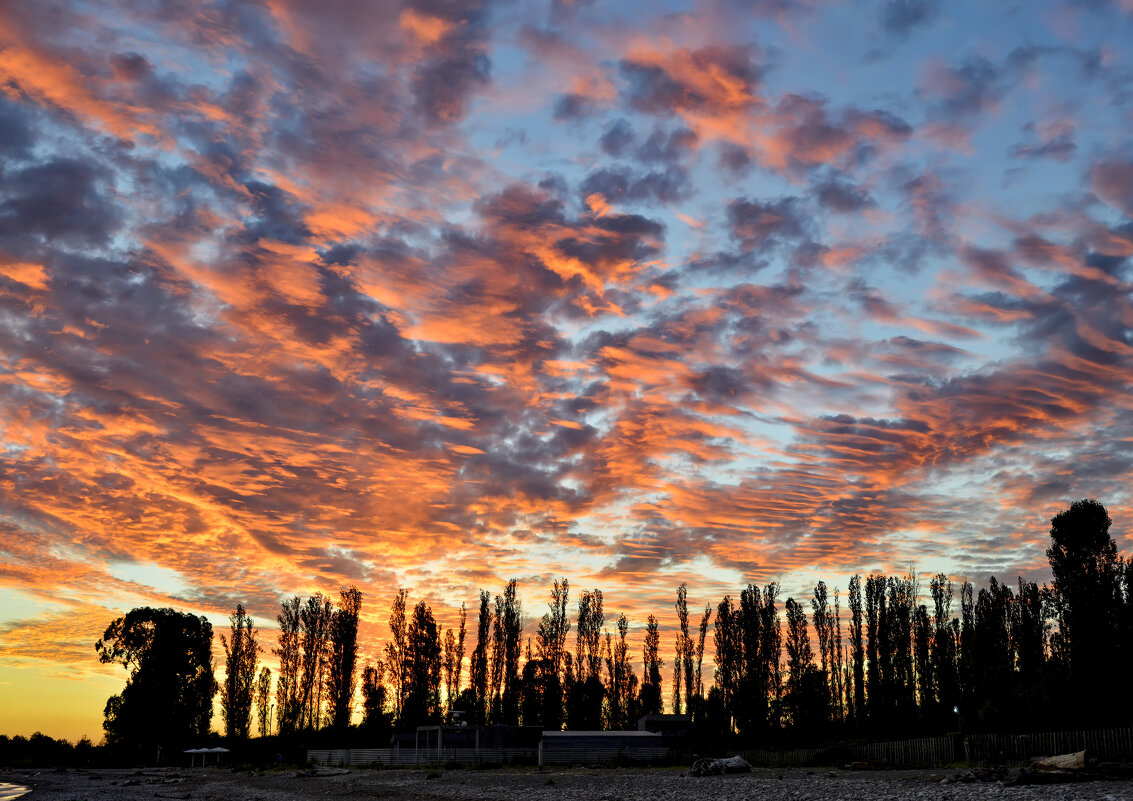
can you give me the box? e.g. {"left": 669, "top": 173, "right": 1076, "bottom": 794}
{"left": 184, "top": 746, "right": 230, "bottom": 767}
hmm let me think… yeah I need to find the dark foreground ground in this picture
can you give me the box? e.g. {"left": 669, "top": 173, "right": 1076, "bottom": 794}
{"left": 5, "top": 765, "right": 1133, "bottom": 801}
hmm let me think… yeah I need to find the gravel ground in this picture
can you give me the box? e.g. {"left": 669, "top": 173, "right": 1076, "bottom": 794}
{"left": 5, "top": 765, "right": 1133, "bottom": 801}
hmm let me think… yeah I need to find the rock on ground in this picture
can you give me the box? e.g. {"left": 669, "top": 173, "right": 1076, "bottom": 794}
{"left": 690, "top": 756, "right": 751, "bottom": 776}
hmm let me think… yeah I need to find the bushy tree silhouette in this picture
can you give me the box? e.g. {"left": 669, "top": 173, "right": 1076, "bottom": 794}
{"left": 1047, "top": 498, "right": 1121, "bottom": 724}
{"left": 96, "top": 607, "right": 217, "bottom": 762}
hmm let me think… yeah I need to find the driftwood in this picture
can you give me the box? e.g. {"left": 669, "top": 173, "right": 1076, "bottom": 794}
{"left": 1006, "top": 750, "right": 1094, "bottom": 785}
{"left": 1010, "top": 769, "right": 1084, "bottom": 786}
{"left": 1032, "top": 750, "right": 1087, "bottom": 771}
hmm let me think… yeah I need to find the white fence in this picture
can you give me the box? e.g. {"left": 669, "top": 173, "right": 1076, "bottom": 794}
{"left": 740, "top": 726, "right": 1133, "bottom": 768}
{"left": 739, "top": 738, "right": 957, "bottom": 769}
{"left": 965, "top": 727, "right": 1133, "bottom": 764}
{"left": 307, "top": 747, "right": 538, "bottom": 767}
{"left": 540, "top": 745, "right": 668, "bottom": 765}
{"left": 308, "top": 744, "right": 668, "bottom": 767}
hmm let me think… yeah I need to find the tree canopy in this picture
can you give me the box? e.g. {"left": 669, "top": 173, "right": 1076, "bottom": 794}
{"left": 96, "top": 607, "right": 217, "bottom": 761}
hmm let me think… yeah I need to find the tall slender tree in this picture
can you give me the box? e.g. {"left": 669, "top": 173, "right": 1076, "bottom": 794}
{"left": 327, "top": 586, "right": 363, "bottom": 731}
{"left": 537, "top": 578, "right": 571, "bottom": 678}
{"left": 811, "top": 582, "right": 834, "bottom": 718}
{"left": 640, "top": 614, "right": 664, "bottom": 716}
{"left": 784, "top": 597, "right": 826, "bottom": 730}
{"left": 913, "top": 603, "right": 932, "bottom": 710}
{"left": 488, "top": 592, "right": 506, "bottom": 721}
{"left": 220, "top": 603, "right": 259, "bottom": 739}
{"left": 576, "top": 589, "right": 605, "bottom": 681}
{"left": 864, "top": 574, "right": 885, "bottom": 724}
{"left": 693, "top": 603, "right": 712, "bottom": 700}
{"left": 605, "top": 613, "right": 636, "bottom": 729}
{"left": 887, "top": 575, "right": 915, "bottom": 717}
{"left": 714, "top": 596, "right": 740, "bottom": 730}
{"left": 255, "top": 666, "right": 272, "bottom": 737}
{"left": 442, "top": 602, "right": 467, "bottom": 714}
{"left": 297, "top": 593, "right": 334, "bottom": 730}
{"left": 469, "top": 589, "right": 491, "bottom": 724}
{"left": 500, "top": 580, "right": 523, "bottom": 725}
{"left": 385, "top": 588, "right": 409, "bottom": 720}
{"left": 402, "top": 600, "right": 443, "bottom": 727}
{"left": 832, "top": 589, "right": 845, "bottom": 722}
{"left": 848, "top": 575, "right": 865, "bottom": 725}
{"left": 672, "top": 583, "right": 690, "bottom": 714}
{"left": 535, "top": 580, "right": 570, "bottom": 727}
{"left": 275, "top": 596, "right": 302, "bottom": 735}
{"left": 360, "top": 660, "right": 390, "bottom": 733}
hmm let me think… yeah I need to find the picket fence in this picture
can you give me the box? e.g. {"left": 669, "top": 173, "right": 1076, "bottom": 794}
{"left": 964, "top": 728, "right": 1133, "bottom": 764}
{"left": 307, "top": 747, "right": 538, "bottom": 767}
{"left": 740, "top": 736, "right": 958, "bottom": 768}
{"left": 739, "top": 726, "right": 1133, "bottom": 768}
{"left": 307, "top": 744, "right": 667, "bottom": 767}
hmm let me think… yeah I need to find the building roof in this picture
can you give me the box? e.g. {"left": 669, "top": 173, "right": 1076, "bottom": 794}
{"left": 542, "top": 730, "right": 662, "bottom": 738}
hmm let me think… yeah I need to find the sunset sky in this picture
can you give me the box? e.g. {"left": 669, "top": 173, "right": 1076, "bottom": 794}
{"left": 2, "top": 0, "right": 1132, "bottom": 742}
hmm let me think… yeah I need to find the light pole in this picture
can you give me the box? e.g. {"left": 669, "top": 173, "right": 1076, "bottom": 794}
{"left": 954, "top": 705, "right": 968, "bottom": 764}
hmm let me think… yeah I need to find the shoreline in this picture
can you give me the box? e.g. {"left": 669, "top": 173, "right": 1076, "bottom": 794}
{"left": 0, "top": 783, "right": 30, "bottom": 801}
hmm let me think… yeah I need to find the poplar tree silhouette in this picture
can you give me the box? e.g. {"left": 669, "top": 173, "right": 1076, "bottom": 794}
{"left": 327, "top": 586, "right": 363, "bottom": 731}
{"left": 360, "top": 660, "right": 392, "bottom": 736}
{"left": 784, "top": 597, "right": 826, "bottom": 731}
{"left": 848, "top": 575, "right": 865, "bottom": 726}
{"left": 930, "top": 573, "right": 958, "bottom": 726}
{"left": 534, "top": 580, "right": 570, "bottom": 728}
{"left": 570, "top": 588, "right": 605, "bottom": 729}
{"left": 442, "top": 602, "right": 467, "bottom": 715}
{"left": 216, "top": 498, "right": 1132, "bottom": 745}
{"left": 274, "top": 597, "right": 302, "bottom": 735}
{"left": 713, "top": 595, "right": 740, "bottom": 731}
{"left": 640, "top": 614, "right": 664, "bottom": 716}
{"left": 469, "top": 589, "right": 491, "bottom": 724}
{"left": 297, "top": 593, "right": 333, "bottom": 730}
{"left": 499, "top": 580, "right": 523, "bottom": 725}
{"left": 402, "top": 600, "right": 442, "bottom": 727}
{"left": 672, "top": 583, "right": 690, "bottom": 715}
{"left": 220, "top": 603, "right": 259, "bottom": 739}
{"left": 605, "top": 613, "right": 637, "bottom": 729}
{"left": 255, "top": 666, "right": 272, "bottom": 737}
{"left": 385, "top": 589, "right": 409, "bottom": 721}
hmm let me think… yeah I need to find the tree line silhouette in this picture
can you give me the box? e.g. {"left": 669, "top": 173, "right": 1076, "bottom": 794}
{"left": 92, "top": 499, "right": 1133, "bottom": 762}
